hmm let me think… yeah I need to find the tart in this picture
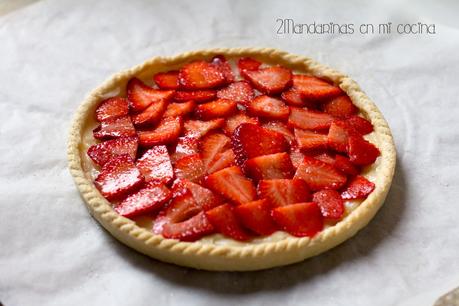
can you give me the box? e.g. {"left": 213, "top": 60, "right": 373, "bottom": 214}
{"left": 68, "top": 48, "right": 396, "bottom": 271}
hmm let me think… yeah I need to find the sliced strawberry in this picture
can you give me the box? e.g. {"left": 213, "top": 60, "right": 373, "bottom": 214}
{"left": 211, "top": 55, "right": 235, "bottom": 83}
{"left": 347, "top": 115, "right": 374, "bottom": 135}
{"left": 127, "top": 77, "right": 174, "bottom": 112}
{"left": 93, "top": 116, "right": 136, "bottom": 140}
{"left": 131, "top": 99, "right": 167, "bottom": 127}
{"left": 171, "top": 179, "right": 223, "bottom": 211}
{"left": 289, "top": 147, "right": 305, "bottom": 169}
{"left": 333, "top": 154, "right": 359, "bottom": 176}
{"left": 244, "top": 66, "right": 292, "bottom": 95}
{"left": 312, "top": 190, "right": 344, "bottom": 220}
{"left": 341, "top": 175, "right": 375, "bottom": 200}
{"left": 322, "top": 95, "right": 357, "bottom": 118}
{"left": 327, "top": 120, "right": 356, "bottom": 153}
{"left": 178, "top": 60, "right": 226, "bottom": 90}
{"left": 173, "top": 90, "right": 216, "bottom": 103}
{"left": 237, "top": 57, "right": 262, "bottom": 78}
{"left": 95, "top": 97, "right": 129, "bottom": 122}
{"left": 204, "top": 166, "right": 256, "bottom": 204}
{"left": 115, "top": 183, "right": 172, "bottom": 218}
{"left": 183, "top": 118, "right": 225, "bottom": 138}
{"left": 200, "top": 133, "right": 231, "bottom": 168}
{"left": 170, "top": 136, "right": 200, "bottom": 162}
{"left": 348, "top": 135, "right": 380, "bottom": 166}
{"left": 288, "top": 108, "right": 334, "bottom": 130}
{"left": 257, "top": 179, "right": 311, "bottom": 207}
{"left": 87, "top": 136, "right": 138, "bottom": 166}
{"left": 294, "top": 156, "right": 347, "bottom": 191}
{"left": 311, "top": 152, "right": 335, "bottom": 165}
{"left": 153, "top": 70, "right": 180, "bottom": 89}
{"left": 205, "top": 204, "right": 250, "bottom": 241}
{"left": 136, "top": 146, "right": 174, "bottom": 184}
{"left": 174, "top": 154, "right": 206, "bottom": 183}
{"left": 247, "top": 95, "right": 290, "bottom": 120}
{"left": 245, "top": 152, "right": 294, "bottom": 181}
{"left": 194, "top": 98, "right": 237, "bottom": 120}
{"left": 262, "top": 121, "right": 295, "bottom": 144}
{"left": 94, "top": 154, "right": 144, "bottom": 200}
{"left": 162, "top": 211, "right": 215, "bottom": 241}
{"left": 292, "top": 75, "right": 342, "bottom": 101}
{"left": 235, "top": 199, "right": 278, "bottom": 236}
{"left": 206, "top": 149, "right": 235, "bottom": 174}
{"left": 217, "top": 81, "right": 254, "bottom": 107}
{"left": 281, "top": 89, "right": 304, "bottom": 106}
{"left": 138, "top": 116, "right": 182, "bottom": 147}
{"left": 163, "top": 100, "right": 196, "bottom": 117}
{"left": 294, "top": 128, "right": 329, "bottom": 151}
{"left": 271, "top": 202, "right": 324, "bottom": 237}
{"left": 223, "top": 113, "right": 259, "bottom": 136}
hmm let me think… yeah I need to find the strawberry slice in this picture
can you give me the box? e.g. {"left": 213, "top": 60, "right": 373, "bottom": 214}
{"left": 136, "top": 146, "right": 174, "bottom": 184}
{"left": 231, "top": 123, "right": 289, "bottom": 167}
{"left": 282, "top": 88, "right": 318, "bottom": 108}
{"left": 257, "top": 179, "right": 311, "bottom": 207}
{"left": 131, "top": 99, "right": 167, "bottom": 127}
{"left": 114, "top": 183, "right": 172, "bottom": 218}
{"left": 95, "top": 97, "right": 129, "bottom": 122}
{"left": 174, "top": 90, "right": 216, "bottom": 103}
{"left": 288, "top": 108, "right": 334, "bottom": 130}
{"left": 205, "top": 204, "right": 250, "bottom": 241}
{"left": 244, "top": 66, "right": 292, "bottom": 95}
{"left": 312, "top": 152, "right": 335, "bottom": 165}
{"left": 247, "top": 95, "right": 290, "bottom": 120}
{"left": 163, "top": 100, "right": 196, "bottom": 117}
{"left": 245, "top": 152, "right": 294, "bottom": 181}
{"left": 322, "top": 95, "right": 357, "bottom": 118}
{"left": 183, "top": 118, "right": 225, "bottom": 138}
{"left": 217, "top": 81, "right": 254, "bottom": 107}
{"left": 294, "top": 128, "right": 329, "bottom": 151}
{"left": 206, "top": 149, "right": 235, "bottom": 174}
{"left": 93, "top": 116, "right": 136, "bottom": 140}
{"left": 294, "top": 156, "right": 347, "bottom": 191}
{"left": 347, "top": 115, "right": 374, "bottom": 135}
{"left": 341, "top": 175, "right": 375, "bottom": 200}
{"left": 333, "top": 154, "right": 359, "bottom": 176}
{"left": 171, "top": 179, "right": 223, "bottom": 211}
{"left": 211, "top": 55, "right": 235, "bottom": 83}
{"left": 235, "top": 199, "right": 278, "bottom": 236}
{"left": 174, "top": 154, "right": 206, "bottom": 183}
{"left": 194, "top": 98, "right": 237, "bottom": 120}
{"left": 205, "top": 166, "right": 256, "bottom": 204}
{"left": 127, "top": 77, "right": 174, "bottom": 112}
{"left": 162, "top": 211, "right": 215, "bottom": 241}
{"left": 271, "top": 202, "right": 324, "bottom": 237}
{"left": 348, "top": 135, "right": 380, "bottom": 166}
{"left": 138, "top": 116, "right": 182, "bottom": 147}
{"left": 237, "top": 57, "right": 262, "bottom": 78}
{"left": 94, "top": 154, "right": 144, "bottom": 200}
{"left": 312, "top": 190, "right": 344, "bottom": 220}
{"left": 170, "top": 136, "right": 200, "bottom": 163}
{"left": 178, "top": 60, "right": 226, "bottom": 90}
{"left": 200, "top": 133, "right": 231, "bottom": 168}
{"left": 292, "top": 75, "right": 342, "bottom": 101}
{"left": 289, "top": 147, "right": 306, "bottom": 169}
{"left": 223, "top": 113, "right": 259, "bottom": 136}
{"left": 327, "top": 120, "right": 356, "bottom": 153}
{"left": 262, "top": 121, "right": 295, "bottom": 144}
{"left": 87, "top": 136, "right": 138, "bottom": 166}
{"left": 153, "top": 70, "right": 180, "bottom": 89}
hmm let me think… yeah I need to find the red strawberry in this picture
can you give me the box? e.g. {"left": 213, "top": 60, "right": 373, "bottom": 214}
{"left": 271, "top": 202, "right": 324, "bottom": 237}
{"left": 257, "top": 179, "right": 311, "bottom": 207}
{"left": 247, "top": 95, "right": 290, "bottom": 120}
{"left": 87, "top": 136, "right": 138, "bottom": 166}
{"left": 244, "top": 66, "right": 292, "bottom": 95}
{"left": 211, "top": 55, "right": 235, "bottom": 83}
{"left": 288, "top": 108, "right": 334, "bottom": 130}
{"left": 333, "top": 154, "right": 359, "bottom": 176}
{"left": 94, "top": 154, "right": 144, "bottom": 200}
{"left": 245, "top": 152, "right": 294, "bottom": 181}
{"left": 194, "top": 98, "right": 237, "bottom": 120}
{"left": 136, "top": 146, "right": 174, "bottom": 184}
{"left": 183, "top": 118, "right": 225, "bottom": 138}
{"left": 127, "top": 77, "right": 174, "bottom": 112}
{"left": 231, "top": 123, "right": 289, "bottom": 167}
{"left": 294, "top": 128, "right": 329, "bottom": 151}
{"left": 95, "top": 97, "right": 129, "bottom": 122}
{"left": 138, "top": 116, "right": 182, "bottom": 147}
{"left": 131, "top": 99, "right": 167, "bottom": 127}
{"left": 205, "top": 166, "right": 256, "bottom": 204}
{"left": 115, "top": 183, "right": 172, "bottom": 218}
{"left": 174, "top": 154, "right": 206, "bottom": 183}
{"left": 237, "top": 57, "right": 262, "bottom": 78}
{"left": 163, "top": 100, "right": 196, "bottom": 117}
{"left": 223, "top": 113, "right": 259, "bottom": 136}
{"left": 327, "top": 120, "right": 356, "bottom": 153}
{"left": 178, "top": 60, "right": 226, "bottom": 90}
{"left": 206, "top": 149, "right": 235, "bottom": 174}
{"left": 154, "top": 71, "right": 180, "bottom": 89}
{"left": 170, "top": 136, "right": 200, "bottom": 162}
{"left": 281, "top": 89, "right": 304, "bottom": 106}
{"left": 341, "top": 175, "right": 375, "bottom": 200}
{"left": 348, "top": 135, "right": 380, "bottom": 166}
{"left": 313, "top": 152, "right": 335, "bottom": 165}
{"left": 235, "top": 199, "right": 278, "bottom": 236}
{"left": 174, "top": 90, "right": 216, "bottom": 103}
{"left": 347, "top": 115, "right": 374, "bottom": 135}
{"left": 262, "top": 121, "right": 295, "bottom": 144}
{"left": 93, "top": 116, "right": 136, "bottom": 140}
{"left": 294, "top": 156, "right": 347, "bottom": 191}
{"left": 205, "top": 204, "right": 250, "bottom": 241}
{"left": 289, "top": 147, "right": 306, "bottom": 169}
{"left": 312, "top": 190, "right": 344, "bottom": 220}
{"left": 292, "top": 75, "right": 342, "bottom": 101}
{"left": 322, "top": 95, "right": 357, "bottom": 118}
{"left": 217, "top": 81, "right": 254, "bottom": 107}
{"left": 200, "top": 133, "right": 231, "bottom": 168}
{"left": 162, "top": 211, "right": 215, "bottom": 241}
{"left": 171, "top": 179, "right": 223, "bottom": 211}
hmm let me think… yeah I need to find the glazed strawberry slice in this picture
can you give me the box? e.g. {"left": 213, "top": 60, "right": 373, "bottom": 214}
{"left": 153, "top": 70, "right": 180, "bottom": 89}
{"left": 114, "top": 183, "right": 172, "bottom": 218}
{"left": 294, "top": 128, "right": 329, "bottom": 151}
{"left": 312, "top": 152, "right": 335, "bottom": 165}
{"left": 194, "top": 98, "right": 237, "bottom": 120}
{"left": 174, "top": 154, "right": 206, "bottom": 183}
{"left": 235, "top": 199, "right": 278, "bottom": 236}
{"left": 131, "top": 99, "right": 167, "bottom": 127}
{"left": 162, "top": 211, "right": 215, "bottom": 241}
{"left": 223, "top": 113, "right": 259, "bottom": 136}
{"left": 333, "top": 154, "right": 359, "bottom": 176}
{"left": 206, "top": 149, "right": 235, "bottom": 174}
{"left": 288, "top": 108, "right": 334, "bottom": 130}
{"left": 93, "top": 116, "right": 136, "bottom": 140}
{"left": 174, "top": 90, "right": 216, "bottom": 103}
{"left": 171, "top": 179, "right": 223, "bottom": 211}
{"left": 136, "top": 146, "right": 174, "bottom": 184}
{"left": 217, "top": 81, "right": 254, "bottom": 107}
{"left": 347, "top": 115, "right": 374, "bottom": 135}
{"left": 322, "top": 95, "right": 357, "bottom": 118}
{"left": 163, "top": 100, "right": 196, "bottom": 117}
{"left": 237, "top": 57, "right": 262, "bottom": 78}
{"left": 138, "top": 116, "right": 182, "bottom": 147}
{"left": 341, "top": 175, "right": 375, "bottom": 200}
{"left": 205, "top": 166, "right": 256, "bottom": 204}
{"left": 87, "top": 136, "right": 138, "bottom": 166}
{"left": 292, "top": 75, "right": 342, "bottom": 101}
{"left": 289, "top": 147, "right": 306, "bottom": 169}
{"left": 247, "top": 95, "right": 290, "bottom": 120}
{"left": 294, "top": 156, "right": 347, "bottom": 191}
{"left": 200, "top": 133, "right": 231, "bottom": 168}
{"left": 211, "top": 55, "right": 235, "bottom": 83}
{"left": 312, "top": 190, "right": 344, "bottom": 220}
{"left": 244, "top": 66, "right": 292, "bottom": 95}
{"left": 257, "top": 179, "right": 311, "bottom": 207}
{"left": 170, "top": 136, "right": 200, "bottom": 162}
{"left": 245, "top": 152, "right": 294, "bottom": 181}
{"left": 205, "top": 204, "right": 250, "bottom": 241}
{"left": 183, "top": 118, "right": 225, "bottom": 138}
{"left": 127, "top": 77, "right": 174, "bottom": 112}
{"left": 262, "top": 121, "right": 295, "bottom": 144}
{"left": 231, "top": 123, "right": 289, "bottom": 167}
{"left": 348, "top": 135, "right": 380, "bottom": 166}
{"left": 327, "top": 120, "right": 356, "bottom": 153}
{"left": 94, "top": 154, "right": 144, "bottom": 200}
{"left": 178, "top": 60, "right": 226, "bottom": 90}
{"left": 271, "top": 202, "right": 324, "bottom": 237}
{"left": 95, "top": 97, "right": 129, "bottom": 122}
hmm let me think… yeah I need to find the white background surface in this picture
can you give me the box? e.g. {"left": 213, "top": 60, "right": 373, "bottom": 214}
{"left": 1, "top": 1, "right": 458, "bottom": 305}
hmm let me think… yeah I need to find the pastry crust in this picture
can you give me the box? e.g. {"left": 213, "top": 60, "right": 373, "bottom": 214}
{"left": 67, "top": 48, "right": 396, "bottom": 271}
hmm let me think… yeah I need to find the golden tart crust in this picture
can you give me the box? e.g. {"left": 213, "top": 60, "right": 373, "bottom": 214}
{"left": 67, "top": 48, "right": 396, "bottom": 271}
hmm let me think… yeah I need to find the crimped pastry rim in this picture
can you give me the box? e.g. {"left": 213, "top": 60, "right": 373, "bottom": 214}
{"left": 67, "top": 47, "right": 396, "bottom": 271}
